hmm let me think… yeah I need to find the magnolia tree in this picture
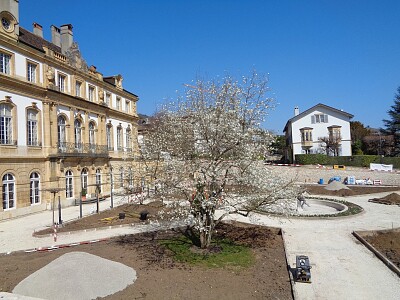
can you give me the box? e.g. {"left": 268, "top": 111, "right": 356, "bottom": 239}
{"left": 140, "top": 71, "right": 301, "bottom": 249}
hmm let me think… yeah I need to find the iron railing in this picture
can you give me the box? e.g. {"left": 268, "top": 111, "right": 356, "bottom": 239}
{"left": 57, "top": 142, "right": 108, "bottom": 157}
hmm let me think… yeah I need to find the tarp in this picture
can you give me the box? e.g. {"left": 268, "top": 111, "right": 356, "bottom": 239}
{"left": 370, "top": 163, "right": 393, "bottom": 172}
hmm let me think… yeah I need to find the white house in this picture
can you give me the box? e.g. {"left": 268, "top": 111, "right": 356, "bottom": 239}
{"left": 283, "top": 103, "right": 353, "bottom": 163}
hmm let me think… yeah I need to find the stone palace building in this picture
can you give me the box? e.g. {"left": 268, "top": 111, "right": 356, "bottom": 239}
{"left": 0, "top": 0, "right": 139, "bottom": 220}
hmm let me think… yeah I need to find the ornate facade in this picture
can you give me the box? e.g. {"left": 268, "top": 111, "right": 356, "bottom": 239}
{"left": 0, "top": 1, "right": 139, "bottom": 220}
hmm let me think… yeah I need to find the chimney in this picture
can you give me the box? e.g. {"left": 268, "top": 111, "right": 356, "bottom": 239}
{"left": 294, "top": 106, "right": 299, "bottom": 116}
{"left": 33, "top": 23, "right": 43, "bottom": 38}
{"left": 51, "top": 25, "right": 61, "bottom": 47}
{"left": 60, "top": 24, "right": 73, "bottom": 54}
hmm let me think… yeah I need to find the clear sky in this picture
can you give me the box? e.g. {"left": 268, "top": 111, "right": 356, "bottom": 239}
{"left": 18, "top": 0, "right": 400, "bottom": 133}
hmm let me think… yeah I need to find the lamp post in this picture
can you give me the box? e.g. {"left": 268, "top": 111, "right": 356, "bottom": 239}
{"left": 110, "top": 166, "right": 114, "bottom": 208}
{"left": 41, "top": 187, "right": 64, "bottom": 226}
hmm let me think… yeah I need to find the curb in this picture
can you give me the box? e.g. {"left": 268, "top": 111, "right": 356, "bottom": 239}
{"left": 32, "top": 222, "right": 142, "bottom": 238}
{"left": 0, "top": 238, "right": 110, "bottom": 255}
{"left": 352, "top": 231, "right": 400, "bottom": 277}
{"left": 281, "top": 228, "right": 298, "bottom": 300}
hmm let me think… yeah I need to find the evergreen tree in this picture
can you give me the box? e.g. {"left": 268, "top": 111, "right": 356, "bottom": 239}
{"left": 382, "top": 87, "right": 400, "bottom": 156}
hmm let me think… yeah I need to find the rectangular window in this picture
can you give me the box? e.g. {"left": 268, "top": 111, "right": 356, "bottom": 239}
{"left": 116, "top": 97, "right": 121, "bottom": 110}
{"left": 0, "top": 104, "right": 12, "bottom": 145}
{"left": 105, "top": 93, "right": 111, "bottom": 106}
{"left": 117, "top": 127, "right": 122, "bottom": 150}
{"left": 88, "top": 86, "right": 95, "bottom": 101}
{"left": 58, "top": 73, "right": 66, "bottom": 92}
{"left": 125, "top": 100, "right": 130, "bottom": 113}
{"left": 27, "top": 62, "right": 37, "bottom": 83}
{"left": 312, "top": 114, "right": 328, "bottom": 124}
{"left": 106, "top": 126, "right": 113, "bottom": 150}
{"left": 27, "top": 110, "right": 38, "bottom": 146}
{"left": 75, "top": 81, "right": 82, "bottom": 97}
{"left": 0, "top": 52, "right": 11, "bottom": 74}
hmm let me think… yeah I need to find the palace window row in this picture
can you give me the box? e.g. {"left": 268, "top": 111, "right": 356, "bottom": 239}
{"left": 65, "top": 168, "right": 103, "bottom": 198}
{"left": 0, "top": 49, "right": 133, "bottom": 113}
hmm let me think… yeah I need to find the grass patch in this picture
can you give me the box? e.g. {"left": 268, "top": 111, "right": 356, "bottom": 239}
{"left": 160, "top": 236, "right": 254, "bottom": 269}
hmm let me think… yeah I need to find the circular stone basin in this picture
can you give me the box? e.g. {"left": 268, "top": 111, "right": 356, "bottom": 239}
{"left": 296, "top": 198, "right": 347, "bottom": 216}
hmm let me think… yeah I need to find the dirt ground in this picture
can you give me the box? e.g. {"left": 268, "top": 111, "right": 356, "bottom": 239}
{"left": 362, "top": 229, "right": 400, "bottom": 269}
{"left": 0, "top": 223, "right": 292, "bottom": 300}
{"left": 35, "top": 201, "right": 165, "bottom": 235}
{"left": 304, "top": 184, "right": 400, "bottom": 197}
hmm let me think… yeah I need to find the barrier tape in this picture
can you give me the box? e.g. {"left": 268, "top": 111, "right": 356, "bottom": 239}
{"left": 22, "top": 238, "right": 109, "bottom": 253}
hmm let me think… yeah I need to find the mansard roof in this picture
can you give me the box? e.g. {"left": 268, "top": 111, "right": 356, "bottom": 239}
{"left": 18, "top": 27, "right": 61, "bottom": 53}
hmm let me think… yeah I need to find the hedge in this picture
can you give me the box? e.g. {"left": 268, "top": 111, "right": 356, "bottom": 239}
{"left": 295, "top": 154, "right": 400, "bottom": 168}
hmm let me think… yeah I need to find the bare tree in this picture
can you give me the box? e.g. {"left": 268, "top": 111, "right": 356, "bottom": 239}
{"left": 141, "top": 71, "right": 300, "bottom": 249}
{"left": 318, "top": 135, "right": 342, "bottom": 156}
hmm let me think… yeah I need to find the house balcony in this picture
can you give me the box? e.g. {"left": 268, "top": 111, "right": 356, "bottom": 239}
{"left": 54, "top": 142, "right": 109, "bottom": 158}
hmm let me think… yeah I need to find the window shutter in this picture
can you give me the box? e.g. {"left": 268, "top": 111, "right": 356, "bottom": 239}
{"left": 324, "top": 114, "right": 329, "bottom": 123}
{"left": 311, "top": 115, "right": 315, "bottom": 124}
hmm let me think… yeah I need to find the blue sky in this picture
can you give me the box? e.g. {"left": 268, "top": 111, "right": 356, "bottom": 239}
{"left": 19, "top": 0, "right": 400, "bottom": 133}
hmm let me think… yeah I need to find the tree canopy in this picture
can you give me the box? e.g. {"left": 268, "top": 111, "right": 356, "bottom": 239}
{"left": 382, "top": 86, "right": 400, "bottom": 156}
{"left": 139, "top": 71, "right": 300, "bottom": 248}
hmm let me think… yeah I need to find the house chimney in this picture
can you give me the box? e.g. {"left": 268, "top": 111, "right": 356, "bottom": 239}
{"left": 60, "top": 24, "right": 73, "bottom": 54}
{"left": 294, "top": 106, "right": 299, "bottom": 116}
{"left": 51, "top": 25, "right": 61, "bottom": 47}
{"left": 33, "top": 23, "right": 43, "bottom": 38}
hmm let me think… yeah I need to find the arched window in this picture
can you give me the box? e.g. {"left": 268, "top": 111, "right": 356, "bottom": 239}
{"left": 81, "top": 168, "right": 88, "bottom": 191}
{"left": 27, "top": 109, "right": 38, "bottom": 146}
{"left": 30, "top": 172, "right": 40, "bottom": 204}
{"left": 117, "top": 126, "right": 122, "bottom": 150}
{"left": 126, "top": 127, "right": 132, "bottom": 152}
{"left": 0, "top": 103, "right": 13, "bottom": 145}
{"left": 128, "top": 167, "right": 133, "bottom": 187}
{"left": 96, "top": 168, "right": 102, "bottom": 193}
{"left": 89, "top": 122, "right": 95, "bottom": 145}
{"left": 2, "top": 173, "right": 15, "bottom": 209}
{"left": 57, "top": 115, "right": 66, "bottom": 150}
{"left": 119, "top": 167, "right": 124, "bottom": 188}
{"left": 74, "top": 119, "right": 82, "bottom": 150}
{"left": 106, "top": 124, "right": 113, "bottom": 150}
{"left": 65, "top": 170, "right": 73, "bottom": 198}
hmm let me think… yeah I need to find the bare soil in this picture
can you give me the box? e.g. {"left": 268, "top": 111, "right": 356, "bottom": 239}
{"left": 369, "top": 193, "right": 400, "bottom": 205}
{"left": 35, "top": 201, "right": 165, "bottom": 235}
{"left": 304, "top": 184, "right": 400, "bottom": 197}
{"left": 362, "top": 229, "right": 400, "bottom": 269}
{"left": 0, "top": 223, "right": 292, "bottom": 300}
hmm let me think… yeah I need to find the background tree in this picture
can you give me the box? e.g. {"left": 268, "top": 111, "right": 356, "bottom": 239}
{"left": 350, "top": 121, "right": 371, "bottom": 155}
{"left": 140, "top": 71, "right": 300, "bottom": 249}
{"left": 268, "top": 135, "right": 286, "bottom": 158}
{"left": 382, "top": 86, "right": 400, "bottom": 156}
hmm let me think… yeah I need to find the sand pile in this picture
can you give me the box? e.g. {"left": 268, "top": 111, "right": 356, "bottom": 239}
{"left": 324, "top": 181, "right": 350, "bottom": 191}
{"left": 369, "top": 193, "right": 400, "bottom": 205}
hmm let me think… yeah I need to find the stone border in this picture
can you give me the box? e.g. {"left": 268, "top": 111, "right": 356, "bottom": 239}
{"left": 281, "top": 228, "right": 298, "bottom": 300}
{"left": 257, "top": 197, "right": 363, "bottom": 219}
{"left": 352, "top": 230, "right": 400, "bottom": 277}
